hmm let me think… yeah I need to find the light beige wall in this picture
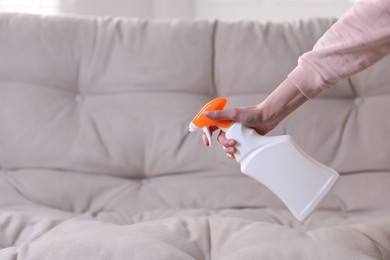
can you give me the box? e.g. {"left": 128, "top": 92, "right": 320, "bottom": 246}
{"left": 57, "top": 0, "right": 154, "bottom": 17}
{"left": 194, "top": 0, "right": 355, "bottom": 22}
{"left": 7, "top": 0, "right": 354, "bottom": 20}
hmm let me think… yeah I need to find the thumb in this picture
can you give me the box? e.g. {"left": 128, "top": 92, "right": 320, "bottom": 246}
{"left": 205, "top": 105, "right": 273, "bottom": 135}
{"left": 204, "top": 109, "right": 237, "bottom": 121}
{"left": 205, "top": 106, "right": 262, "bottom": 127}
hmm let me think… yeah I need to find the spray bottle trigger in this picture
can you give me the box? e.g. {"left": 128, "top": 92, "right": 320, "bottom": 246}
{"left": 202, "top": 126, "right": 212, "bottom": 146}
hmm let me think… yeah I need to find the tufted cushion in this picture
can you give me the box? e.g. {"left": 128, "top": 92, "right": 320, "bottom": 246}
{"left": 2, "top": 14, "right": 390, "bottom": 179}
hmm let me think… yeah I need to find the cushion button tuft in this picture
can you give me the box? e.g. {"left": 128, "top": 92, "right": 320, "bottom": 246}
{"left": 354, "top": 98, "right": 364, "bottom": 106}
{"left": 76, "top": 95, "right": 85, "bottom": 102}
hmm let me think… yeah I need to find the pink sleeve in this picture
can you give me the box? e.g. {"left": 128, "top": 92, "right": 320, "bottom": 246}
{"left": 288, "top": 0, "right": 390, "bottom": 98}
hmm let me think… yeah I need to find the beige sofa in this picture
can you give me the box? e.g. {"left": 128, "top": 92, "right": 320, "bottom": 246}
{"left": 1, "top": 13, "right": 390, "bottom": 259}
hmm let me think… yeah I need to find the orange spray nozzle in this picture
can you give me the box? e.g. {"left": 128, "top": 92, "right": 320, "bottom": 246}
{"left": 189, "top": 97, "right": 233, "bottom": 146}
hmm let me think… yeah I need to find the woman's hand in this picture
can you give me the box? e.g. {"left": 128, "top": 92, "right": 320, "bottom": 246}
{"left": 202, "top": 79, "right": 308, "bottom": 159}
{"left": 202, "top": 104, "right": 277, "bottom": 159}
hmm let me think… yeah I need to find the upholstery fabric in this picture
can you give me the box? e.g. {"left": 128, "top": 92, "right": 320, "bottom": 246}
{"left": 1, "top": 13, "right": 389, "bottom": 259}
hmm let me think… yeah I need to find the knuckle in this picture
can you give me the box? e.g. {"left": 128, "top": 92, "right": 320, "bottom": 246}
{"left": 210, "top": 110, "right": 221, "bottom": 120}
{"left": 230, "top": 108, "right": 240, "bottom": 120}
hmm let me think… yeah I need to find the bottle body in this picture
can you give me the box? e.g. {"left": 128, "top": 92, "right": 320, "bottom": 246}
{"left": 225, "top": 123, "right": 339, "bottom": 222}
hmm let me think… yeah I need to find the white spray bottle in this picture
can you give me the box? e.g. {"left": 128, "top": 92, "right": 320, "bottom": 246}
{"left": 189, "top": 97, "right": 339, "bottom": 221}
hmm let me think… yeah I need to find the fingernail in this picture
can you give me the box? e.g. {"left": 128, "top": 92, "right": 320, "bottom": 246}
{"left": 228, "top": 140, "right": 235, "bottom": 146}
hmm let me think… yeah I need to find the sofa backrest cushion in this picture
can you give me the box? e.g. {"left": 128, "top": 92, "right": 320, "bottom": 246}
{"left": 1, "top": 13, "right": 389, "bottom": 178}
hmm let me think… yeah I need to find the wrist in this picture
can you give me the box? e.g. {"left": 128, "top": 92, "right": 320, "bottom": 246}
{"left": 260, "top": 78, "right": 308, "bottom": 128}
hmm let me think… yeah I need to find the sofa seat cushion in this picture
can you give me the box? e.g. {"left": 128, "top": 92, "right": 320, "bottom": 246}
{"left": 1, "top": 171, "right": 390, "bottom": 259}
